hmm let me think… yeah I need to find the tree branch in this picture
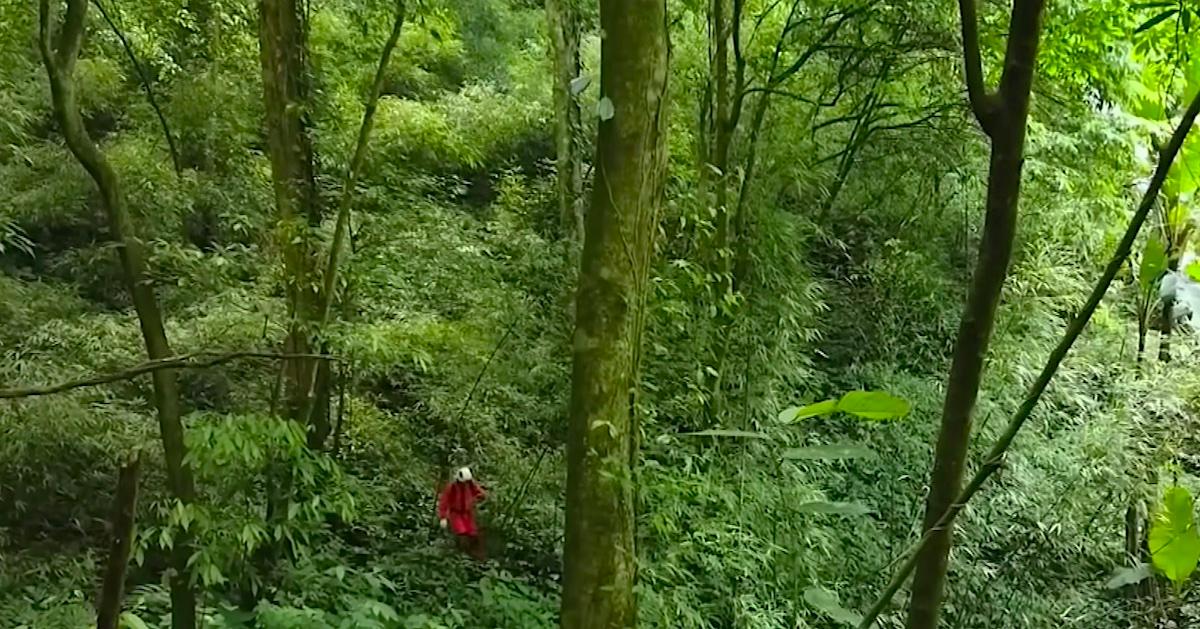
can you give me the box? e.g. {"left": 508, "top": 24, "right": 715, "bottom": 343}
{"left": 0, "top": 351, "right": 339, "bottom": 400}
{"left": 316, "top": 0, "right": 405, "bottom": 325}
{"left": 857, "top": 86, "right": 1200, "bottom": 629}
{"left": 91, "top": 0, "right": 182, "bottom": 174}
{"left": 957, "top": 0, "right": 996, "bottom": 129}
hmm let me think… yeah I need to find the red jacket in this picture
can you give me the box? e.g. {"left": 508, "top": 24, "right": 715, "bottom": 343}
{"left": 437, "top": 480, "right": 485, "bottom": 536}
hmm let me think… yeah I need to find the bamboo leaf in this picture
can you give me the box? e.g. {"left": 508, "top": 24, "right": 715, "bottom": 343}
{"left": 1135, "top": 9, "right": 1178, "bottom": 33}
{"left": 796, "top": 501, "right": 872, "bottom": 516}
{"left": 683, "top": 429, "right": 770, "bottom": 439}
{"left": 782, "top": 444, "right": 876, "bottom": 460}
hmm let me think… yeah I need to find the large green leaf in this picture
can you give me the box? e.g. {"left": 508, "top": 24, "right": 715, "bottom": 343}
{"left": 1140, "top": 237, "right": 1168, "bottom": 291}
{"left": 1186, "top": 259, "right": 1200, "bottom": 283}
{"left": 1175, "top": 133, "right": 1200, "bottom": 197}
{"left": 835, "top": 390, "right": 911, "bottom": 420}
{"left": 803, "top": 586, "right": 863, "bottom": 626}
{"left": 782, "top": 444, "right": 876, "bottom": 460}
{"left": 1149, "top": 486, "right": 1200, "bottom": 586}
{"left": 796, "top": 501, "right": 872, "bottom": 516}
{"left": 778, "top": 398, "right": 837, "bottom": 423}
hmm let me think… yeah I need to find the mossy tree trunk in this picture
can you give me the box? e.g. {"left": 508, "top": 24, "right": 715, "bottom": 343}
{"left": 38, "top": 2, "right": 197, "bottom": 626}
{"left": 560, "top": 0, "right": 669, "bottom": 625}
{"left": 258, "top": 0, "right": 332, "bottom": 443}
{"left": 547, "top": 0, "right": 584, "bottom": 256}
{"left": 905, "top": 0, "right": 1046, "bottom": 627}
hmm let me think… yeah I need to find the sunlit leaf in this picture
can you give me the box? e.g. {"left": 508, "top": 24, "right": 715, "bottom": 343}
{"left": 782, "top": 444, "right": 876, "bottom": 460}
{"left": 1140, "top": 237, "right": 1168, "bottom": 291}
{"left": 803, "top": 586, "right": 863, "bottom": 626}
{"left": 836, "top": 390, "right": 911, "bottom": 420}
{"left": 778, "top": 399, "right": 837, "bottom": 423}
{"left": 1149, "top": 486, "right": 1200, "bottom": 586}
{"left": 1187, "top": 260, "right": 1200, "bottom": 282}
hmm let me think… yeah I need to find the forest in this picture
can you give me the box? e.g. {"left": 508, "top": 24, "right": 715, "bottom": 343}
{"left": 4, "top": 0, "right": 1200, "bottom": 626}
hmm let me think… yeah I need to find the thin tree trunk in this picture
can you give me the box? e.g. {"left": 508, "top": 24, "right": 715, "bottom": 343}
{"left": 38, "top": 3, "right": 197, "bottom": 627}
{"left": 97, "top": 457, "right": 141, "bottom": 629}
{"left": 905, "top": 0, "right": 1046, "bottom": 627}
{"left": 704, "top": 0, "right": 741, "bottom": 423}
{"left": 560, "top": 0, "right": 669, "bottom": 624}
{"left": 547, "top": 0, "right": 584, "bottom": 255}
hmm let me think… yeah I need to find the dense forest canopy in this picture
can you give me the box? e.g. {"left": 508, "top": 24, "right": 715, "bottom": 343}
{"left": 5, "top": 0, "right": 1200, "bottom": 626}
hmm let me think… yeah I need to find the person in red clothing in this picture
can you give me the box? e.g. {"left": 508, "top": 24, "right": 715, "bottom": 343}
{"left": 437, "top": 466, "right": 486, "bottom": 559}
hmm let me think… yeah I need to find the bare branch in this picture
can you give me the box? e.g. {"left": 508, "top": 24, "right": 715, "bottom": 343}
{"left": 0, "top": 352, "right": 339, "bottom": 400}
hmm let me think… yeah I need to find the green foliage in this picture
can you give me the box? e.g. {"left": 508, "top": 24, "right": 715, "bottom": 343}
{"left": 803, "top": 586, "right": 862, "bottom": 626}
{"left": 3, "top": 0, "right": 1200, "bottom": 626}
{"left": 1150, "top": 485, "right": 1200, "bottom": 587}
{"left": 779, "top": 390, "right": 911, "bottom": 423}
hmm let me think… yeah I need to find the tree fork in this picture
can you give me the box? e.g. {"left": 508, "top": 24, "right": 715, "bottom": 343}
{"left": 904, "top": 0, "right": 1046, "bottom": 626}
{"left": 859, "top": 86, "right": 1200, "bottom": 629}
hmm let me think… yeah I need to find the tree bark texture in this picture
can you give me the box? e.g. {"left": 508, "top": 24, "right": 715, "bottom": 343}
{"left": 97, "top": 458, "right": 141, "bottom": 629}
{"left": 560, "top": 0, "right": 669, "bottom": 625}
{"left": 905, "top": 0, "right": 1046, "bottom": 627}
{"left": 38, "top": 2, "right": 197, "bottom": 627}
{"left": 547, "top": 0, "right": 585, "bottom": 253}
{"left": 259, "top": 0, "right": 329, "bottom": 439}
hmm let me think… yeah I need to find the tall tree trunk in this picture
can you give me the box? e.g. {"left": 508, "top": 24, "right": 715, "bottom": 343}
{"left": 259, "top": 0, "right": 328, "bottom": 440}
{"left": 547, "top": 0, "right": 584, "bottom": 256}
{"left": 38, "top": 3, "right": 197, "bottom": 627}
{"left": 560, "top": 0, "right": 669, "bottom": 625}
{"left": 97, "top": 457, "right": 141, "bottom": 629}
{"left": 905, "top": 0, "right": 1046, "bottom": 627}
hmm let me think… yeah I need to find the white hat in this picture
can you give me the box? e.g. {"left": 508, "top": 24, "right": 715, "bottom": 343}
{"left": 455, "top": 467, "right": 473, "bottom": 483}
